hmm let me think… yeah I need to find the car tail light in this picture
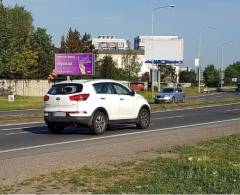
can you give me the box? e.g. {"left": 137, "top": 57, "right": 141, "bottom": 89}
{"left": 44, "top": 95, "right": 49, "bottom": 102}
{"left": 69, "top": 94, "right": 89, "bottom": 101}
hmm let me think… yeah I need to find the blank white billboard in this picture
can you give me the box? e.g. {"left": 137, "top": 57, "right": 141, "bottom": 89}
{"left": 145, "top": 38, "right": 184, "bottom": 62}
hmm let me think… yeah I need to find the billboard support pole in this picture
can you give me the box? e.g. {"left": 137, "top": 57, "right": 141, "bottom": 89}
{"left": 151, "top": 14, "right": 154, "bottom": 99}
{"left": 158, "top": 65, "right": 161, "bottom": 92}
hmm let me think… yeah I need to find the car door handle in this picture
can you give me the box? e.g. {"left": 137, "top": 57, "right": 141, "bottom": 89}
{"left": 101, "top": 97, "right": 106, "bottom": 100}
{"left": 120, "top": 98, "right": 124, "bottom": 100}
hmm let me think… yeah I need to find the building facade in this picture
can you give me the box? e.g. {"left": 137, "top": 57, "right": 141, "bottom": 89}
{"left": 94, "top": 35, "right": 184, "bottom": 81}
{"left": 92, "top": 35, "right": 128, "bottom": 50}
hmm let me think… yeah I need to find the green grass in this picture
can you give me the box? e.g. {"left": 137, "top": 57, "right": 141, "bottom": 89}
{"left": 0, "top": 96, "right": 44, "bottom": 111}
{"left": 0, "top": 113, "right": 43, "bottom": 122}
{"left": 150, "top": 96, "right": 240, "bottom": 111}
{"left": 1, "top": 134, "right": 240, "bottom": 193}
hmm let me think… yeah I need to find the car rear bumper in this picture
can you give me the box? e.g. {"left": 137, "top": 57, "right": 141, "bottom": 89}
{"left": 154, "top": 98, "right": 171, "bottom": 103}
{"left": 44, "top": 115, "right": 91, "bottom": 127}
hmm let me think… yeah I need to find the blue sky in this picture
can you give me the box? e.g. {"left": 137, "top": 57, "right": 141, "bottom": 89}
{"left": 4, "top": 0, "right": 240, "bottom": 69}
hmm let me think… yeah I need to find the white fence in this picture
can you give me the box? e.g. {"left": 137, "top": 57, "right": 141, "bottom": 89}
{"left": 0, "top": 80, "right": 52, "bottom": 96}
{"left": 0, "top": 80, "right": 148, "bottom": 96}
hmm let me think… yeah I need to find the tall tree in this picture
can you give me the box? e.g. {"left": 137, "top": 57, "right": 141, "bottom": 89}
{"left": 8, "top": 40, "right": 38, "bottom": 79}
{"left": 159, "top": 65, "right": 177, "bottom": 83}
{"left": 97, "top": 56, "right": 117, "bottom": 79}
{"left": 60, "top": 30, "right": 94, "bottom": 53}
{"left": 121, "top": 49, "right": 142, "bottom": 81}
{"left": 224, "top": 61, "right": 240, "bottom": 85}
{"left": 59, "top": 35, "right": 66, "bottom": 53}
{"left": 81, "top": 33, "right": 94, "bottom": 52}
{"left": 203, "top": 64, "right": 220, "bottom": 87}
{"left": 140, "top": 72, "right": 150, "bottom": 82}
{"left": 179, "top": 70, "right": 197, "bottom": 84}
{"left": 30, "top": 27, "right": 54, "bottom": 79}
{"left": 65, "top": 28, "right": 81, "bottom": 53}
{"left": 0, "top": 4, "right": 34, "bottom": 79}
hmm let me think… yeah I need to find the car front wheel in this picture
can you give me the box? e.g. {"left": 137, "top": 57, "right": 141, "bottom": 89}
{"left": 136, "top": 108, "right": 150, "bottom": 129}
{"left": 92, "top": 111, "right": 108, "bottom": 135}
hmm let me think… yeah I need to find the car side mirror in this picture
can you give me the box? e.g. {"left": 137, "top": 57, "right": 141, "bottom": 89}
{"left": 130, "top": 89, "right": 135, "bottom": 96}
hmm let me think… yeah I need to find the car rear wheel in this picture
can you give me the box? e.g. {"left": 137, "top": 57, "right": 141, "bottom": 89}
{"left": 136, "top": 108, "right": 150, "bottom": 129}
{"left": 47, "top": 123, "right": 64, "bottom": 134}
{"left": 181, "top": 96, "right": 185, "bottom": 103}
{"left": 92, "top": 111, "right": 107, "bottom": 135}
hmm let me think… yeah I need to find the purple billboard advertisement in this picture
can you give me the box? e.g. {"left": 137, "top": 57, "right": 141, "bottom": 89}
{"left": 55, "top": 53, "right": 94, "bottom": 75}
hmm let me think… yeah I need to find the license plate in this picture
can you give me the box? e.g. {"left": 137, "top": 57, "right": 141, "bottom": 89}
{"left": 53, "top": 112, "right": 66, "bottom": 117}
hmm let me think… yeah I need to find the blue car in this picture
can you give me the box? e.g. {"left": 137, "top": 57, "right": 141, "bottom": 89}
{"left": 154, "top": 87, "right": 186, "bottom": 103}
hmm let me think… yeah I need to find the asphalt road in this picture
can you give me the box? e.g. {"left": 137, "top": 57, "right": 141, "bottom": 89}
{"left": 0, "top": 91, "right": 239, "bottom": 116}
{"left": 0, "top": 103, "right": 240, "bottom": 160}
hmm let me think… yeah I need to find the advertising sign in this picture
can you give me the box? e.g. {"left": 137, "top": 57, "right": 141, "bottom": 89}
{"left": 232, "top": 78, "right": 237, "bottom": 82}
{"left": 55, "top": 53, "right": 94, "bottom": 75}
{"left": 195, "top": 58, "right": 200, "bottom": 67}
{"left": 145, "top": 37, "right": 184, "bottom": 65}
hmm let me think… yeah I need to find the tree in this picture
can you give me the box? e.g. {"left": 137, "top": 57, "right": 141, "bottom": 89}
{"left": 0, "top": 4, "right": 36, "bottom": 79}
{"left": 224, "top": 61, "right": 240, "bottom": 85}
{"left": 65, "top": 28, "right": 82, "bottom": 53}
{"left": 179, "top": 70, "right": 196, "bottom": 84}
{"left": 60, "top": 30, "right": 94, "bottom": 54}
{"left": 30, "top": 27, "right": 54, "bottom": 79}
{"left": 81, "top": 33, "right": 94, "bottom": 52}
{"left": 97, "top": 56, "right": 117, "bottom": 79}
{"left": 8, "top": 41, "right": 38, "bottom": 79}
{"left": 203, "top": 64, "right": 220, "bottom": 87}
{"left": 140, "top": 72, "right": 150, "bottom": 82}
{"left": 59, "top": 35, "right": 66, "bottom": 53}
{"left": 121, "top": 49, "right": 142, "bottom": 81}
{"left": 159, "top": 65, "right": 177, "bottom": 83}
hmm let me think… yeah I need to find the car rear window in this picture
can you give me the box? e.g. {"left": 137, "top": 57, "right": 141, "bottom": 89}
{"left": 48, "top": 84, "right": 83, "bottom": 95}
{"left": 161, "top": 88, "right": 174, "bottom": 93}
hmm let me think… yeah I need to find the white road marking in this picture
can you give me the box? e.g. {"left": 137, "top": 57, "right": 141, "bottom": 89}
{"left": 5, "top": 132, "right": 28, "bottom": 136}
{"left": 0, "top": 125, "right": 46, "bottom": 132}
{"left": 4, "top": 130, "right": 48, "bottom": 136}
{"left": 152, "top": 102, "right": 240, "bottom": 113}
{"left": 226, "top": 108, "right": 240, "bottom": 112}
{"left": 152, "top": 115, "right": 184, "bottom": 120}
{"left": 0, "top": 118, "right": 239, "bottom": 155}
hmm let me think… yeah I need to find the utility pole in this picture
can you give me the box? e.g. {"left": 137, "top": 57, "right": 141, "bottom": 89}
{"left": 151, "top": 4, "right": 175, "bottom": 98}
{"left": 0, "top": 0, "right": 3, "bottom": 7}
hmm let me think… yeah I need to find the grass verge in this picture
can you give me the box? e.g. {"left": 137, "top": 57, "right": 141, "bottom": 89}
{"left": 0, "top": 96, "right": 43, "bottom": 111}
{"left": 1, "top": 133, "right": 240, "bottom": 193}
{"left": 150, "top": 96, "right": 240, "bottom": 112}
{"left": 0, "top": 113, "right": 43, "bottom": 123}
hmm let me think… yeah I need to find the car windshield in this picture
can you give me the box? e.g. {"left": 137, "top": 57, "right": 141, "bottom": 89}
{"left": 48, "top": 83, "right": 83, "bottom": 95}
{"left": 161, "top": 88, "right": 174, "bottom": 93}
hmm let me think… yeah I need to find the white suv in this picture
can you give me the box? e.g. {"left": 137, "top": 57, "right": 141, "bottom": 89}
{"left": 44, "top": 79, "right": 151, "bottom": 135}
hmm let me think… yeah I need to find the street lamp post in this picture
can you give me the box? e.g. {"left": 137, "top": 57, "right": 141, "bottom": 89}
{"left": 151, "top": 5, "right": 175, "bottom": 98}
{"left": 221, "top": 41, "right": 232, "bottom": 88}
{"left": 197, "top": 27, "right": 216, "bottom": 93}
